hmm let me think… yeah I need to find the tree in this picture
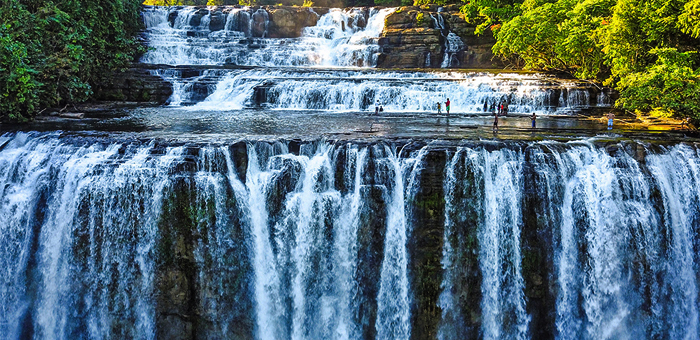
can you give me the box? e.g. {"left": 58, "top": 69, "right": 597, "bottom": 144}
{"left": 0, "top": 0, "right": 146, "bottom": 121}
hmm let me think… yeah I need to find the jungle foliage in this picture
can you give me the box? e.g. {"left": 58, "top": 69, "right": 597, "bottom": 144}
{"left": 0, "top": 0, "right": 146, "bottom": 121}
{"left": 468, "top": 0, "right": 700, "bottom": 120}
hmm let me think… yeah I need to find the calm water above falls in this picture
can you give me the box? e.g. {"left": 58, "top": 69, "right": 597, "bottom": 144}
{"left": 0, "top": 133, "right": 699, "bottom": 339}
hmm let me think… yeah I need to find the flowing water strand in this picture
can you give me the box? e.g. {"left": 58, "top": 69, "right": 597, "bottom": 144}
{"left": 437, "top": 148, "right": 465, "bottom": 340}
{"left": 241, "top": 143, "right": 287, "bottom": 340}
{"left": 437, "top": 147, "right": 487, "bottom": 340}
{"left": 327, "top": 145, "right": 368, "bottom": 340}
{"left": 553, "top": 143, "right": 652, "bottom": 340}
{"left": 284, "top": 145, "right": 339, "bottom": 340}
{"left": 193, "top": 147, "right": 252, "bottom": 337}
{"left": 646, "top": 144, "right": 700, "bottom": 340}
{"left": 375, "top": 145, "right": 427, "bottom": 340}
{"left": 21, "top": 137, "right": 184, "bottom": 340}
{"left": 0, "top": 134, "right": 66, "bottom": 339}
{"left": 479, "top": 147, "right": 530, "bottom": 340}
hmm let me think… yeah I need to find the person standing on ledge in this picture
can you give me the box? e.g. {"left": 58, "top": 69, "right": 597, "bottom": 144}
{"left": 375, "top": 99, "right": 380, "bottom": 115}
{"left": 483, "top": 100, "right": 488, "bottom": 112}
{"left": 493, "top": 112, "right": 499, "bottom": 133}
{"left": 531, "top": 112, "right": 536, "bottom": 129}
{"left": 607, "top": 111, "right": 614, "bottom": 130}
{"left": 437, "top": 102, "right": 442, "bottom": 114}
{"left": 445, "top": 98, "right": 451, "bottom": 115}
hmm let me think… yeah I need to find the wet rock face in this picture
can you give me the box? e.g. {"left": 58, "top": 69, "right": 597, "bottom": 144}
{"left": 377, "top": 6, "right": 499, "bottom": 69}
{"left": 268, "top": 7, "right": 325, "bottom": 38}
{"left": 93, "top": 67, "right": 173, "bottom": 104}
{"left": 209, "top": 10, "right": 226, "bottom": 32}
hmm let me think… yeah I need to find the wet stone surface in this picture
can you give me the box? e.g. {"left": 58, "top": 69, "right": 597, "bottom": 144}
{"left": 5, "top": 107, "right": 699, "bottom": 144}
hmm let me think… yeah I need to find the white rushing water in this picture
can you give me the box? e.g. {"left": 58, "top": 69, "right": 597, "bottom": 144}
{"left": 2, "top": 133, "right": 700, "bottom": 340}
{"left": 141, "top": 7, "right": 393, "bottom": 67}
{"left": 375, "top": 145, "right": 427, "bottom": 340}
{"left": 0, "top": 133, "right": 183, "bottom": 340}
{"left": 180, "top": 69, "right": 598, "bottom": 113}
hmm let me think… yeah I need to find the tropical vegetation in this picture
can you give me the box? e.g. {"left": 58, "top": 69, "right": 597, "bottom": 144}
{"left": 471, "top": 0, "right": 700, "bottom": 120}
{"left": 0, "top": 0, "right": 145, "bottom": 121}
{"left": 1, "top": 0, "right": 698, "bottom": 122}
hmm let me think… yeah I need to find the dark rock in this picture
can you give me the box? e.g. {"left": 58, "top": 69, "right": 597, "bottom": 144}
{"left": 92, "top": 67, "right": 173, "bottom": 104}
{"left": 378, "top": 7, "right": 500, "bottom": 69}
{"left": 252, "top": 9, "right": 270, "bottom": 37}
{"left": 209, "top": 11, "right": 226, "bottom": 31}
{"left": 168, "top": 10, "right": 178, "bottom": 27}
{"left": 267, "top": 7, "right": 321, "bottom": 38}
{"left": 409, "top": 150, "right": 447, "bottom": 340}
{"left": 189, "top": 12, "right": 204, "bottom": 27}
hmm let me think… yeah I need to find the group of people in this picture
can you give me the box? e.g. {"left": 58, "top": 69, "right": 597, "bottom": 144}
{"left": 374, "top": 100, "right": 384, "bottom": 114}
{"left": 437, "top": 98, "right": 451, "bottom": 114}
{"left": 484, "top": 100, "right": 510, "bottom": 116}
{"left": 372, "top": 97, "right": 617, "bottom": 132}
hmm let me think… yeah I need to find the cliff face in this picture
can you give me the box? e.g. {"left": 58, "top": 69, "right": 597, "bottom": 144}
{"left": 377, "top": 5, "right": 499, "bottom": 69}
{"left": 93, "top": 67, "right": 173, "bottom": 104}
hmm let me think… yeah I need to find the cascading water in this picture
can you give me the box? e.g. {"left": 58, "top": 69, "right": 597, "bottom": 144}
{"left": 184, "top": 69, "right": 602, "bottom": 113}
{"left": 430, "top": 10, "right": 465, "bottom": 68}
{"left": 2, "top": 132, "right": 700, "bottom": 340}
{"left": 140, "top": 5, "right": 607, "bottom": 114}
{"left": 376, "top": 145, "right": 427, "bottom": 340}
{"left": 140, "top": 6, "right": 393, "bottom": 67}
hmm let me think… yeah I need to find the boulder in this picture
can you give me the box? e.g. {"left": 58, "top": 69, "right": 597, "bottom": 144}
{"left": 252, "top": 9, "right": 269, "bottom": 37}
{"left": 168, "top": 11, "right": 178, "bottom": 27}
{"left": 267, "top": 7, "right": 323, "bottom": 38}
{"left": 209, "top": 10, "right": 226, "bottom": 31}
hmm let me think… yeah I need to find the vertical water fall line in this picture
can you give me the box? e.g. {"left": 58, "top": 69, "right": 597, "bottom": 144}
{"left": 243, "top": 144, "right": 285, "bottom": 340}
{"left": 479, "top": 148, "right": 530, "bottom": 340}
{"left": 29, "top": 141, "right": 184, "bottom": 340}
{"left": 376, "top": 145, "right": 427, "bottom": 340}
{"left": 34, "top": 144, "right": 123, "bottom": 340}
{"left": 0, "top": 135, "right": 64, "bottom": 340}
{"left": 288, "top": 145, "right": 339, "bottom": 340}
{"left": 553, "top": 143, "right": 662, "bottom": 340}
{"left": 646, "top": 145, "right": 700, "bottom": 340}
{"left": 327, "top": 145, "right": 368, "bottom": 340}
{"left": 438, "top": 148, "right": 464, "bottom": 340}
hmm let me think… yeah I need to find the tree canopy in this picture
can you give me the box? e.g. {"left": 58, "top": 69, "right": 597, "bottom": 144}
{"left": 477, "top": 0, "right": 700, "bottom": 120}
{"left": 0, "top": 0, "right": 146, "bottom": 121}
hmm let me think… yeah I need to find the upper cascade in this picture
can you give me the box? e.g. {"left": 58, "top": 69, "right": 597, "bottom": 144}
{"left": 140, "top": 6, "right": 394, "bottom": 67}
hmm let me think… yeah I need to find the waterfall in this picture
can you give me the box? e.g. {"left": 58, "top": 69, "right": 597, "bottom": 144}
{"left": 140, "top": 6, "right": 393, "bottom": 67}
{"left": 2, "top": 132, "right": 700, "bottom": 339}
{"left": 184, "top": 69, "right": 600, "bottom": 114}
{"left": 0, "top": 133, "right": 184, "bottom": 340}
{"left": 430, "top": 11, "right": 465, "bottom": 68}
{"left": 375, "top": 145, "right": 427, "bottom": 339}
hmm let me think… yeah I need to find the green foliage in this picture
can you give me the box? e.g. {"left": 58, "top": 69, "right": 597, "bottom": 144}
{"left": 617, "top": 48, "right": 700, "bottom": 120}
{"left": 461, "top": 0, "right": 523, "bottom": 35}
{"left": 679, "top": 0, "right": 700, "bottom": 38}
{"left": 483, "top": 0, "right": 700, "bottom": 120}
{"left": 494, "top": 0, "right": 612, "bottom": 78}
{"left": 0, "top": 0, "right": 146, "bottom": 122}
{"left": 0, "top": 30, "right": 38, "bottom": 122}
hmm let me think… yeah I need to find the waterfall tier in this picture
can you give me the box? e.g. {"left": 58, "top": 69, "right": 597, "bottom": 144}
{"left": 1, "top": 132, "right": 698, "bottom": 339}
{"left": 151, "top": 67, "right": 608, "bottom": 113}
{"left": 141, "top": 6, "right": 393, "bottom": 67}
